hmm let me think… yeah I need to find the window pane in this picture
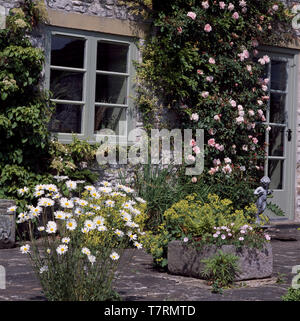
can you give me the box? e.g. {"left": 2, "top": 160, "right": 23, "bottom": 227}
{"left": 271, "top": 60, "right": 287, "bottom": 91}
{"left": 269, "top": 93, "right": 286, "bottom": 124}
{"left": 95, "top": 75, "right": 127, "bottom": 104}
{"left": 97, "top": 42, "right": 128, "bottom": 73}
{"left": 50, "top": 70, "right": 84, "bottom": 101}
{"left": 94, "top": 106, "right": 126, "bottom": 135}
{"left": 268, "top": 159, "right": 284, "bottom": 190}
{"left": 51, "top": 35, "right": 85, "bottom": 69}
{"left": 268, "top": 126, "right": 285, "bottom": 157}
{"left": 49, "top": 104, "right": 83, "bottom": 133}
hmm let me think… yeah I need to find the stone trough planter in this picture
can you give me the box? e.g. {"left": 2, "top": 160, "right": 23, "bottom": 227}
{"left": 168, "top": 240, "right": 273, "bottom": 281}
{"left": 0, "top": 199, "right": 16, "bottom": 249}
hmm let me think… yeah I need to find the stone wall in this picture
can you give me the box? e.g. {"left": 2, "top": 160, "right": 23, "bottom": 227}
{"left": 0, "top": 0, "right": 138, "bottom": 21}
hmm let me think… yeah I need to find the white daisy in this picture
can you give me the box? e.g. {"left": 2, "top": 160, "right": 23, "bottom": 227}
{"left": 127, "top": 231, "right": 137, "bottom": 241}
{"left": 81, "top": 247, "right": 91, "bottom": 256}
{"left": 114, "top": 229, "right": 124, "bottom": 237}
{"left": 62, "top": 237, "right": 70, "bottom": 244}
{"left": 84, "top": 219, "right": 96, "bottom": 230}
{"left": 54, "top": 211, "right": 66, "bottom": 220}
{"left": 56, "top": 244, "right": 68, "bottom": 255}
{"left": 110, "top": 251, "right": 120, "bottom": 260}
{"left": 37, "top": 226, "right": 45, "bottom": 232}
{"left": 7, "top": 206, "right": 17, "bottom": 213}
{"left": 134, "top": 242, "right": 143, "bottom": 249}
{"left": 60, "top": 198, "right": 74, "bottom": 209}
{"left": 18, "top": 187, "right": 29, "bottom": 195}
{"left": 105, "top": 200, "right": 115, "bottom": 207}
{"left": 66, "top": 180, "right": 77, "bottom": 190}
{"left": 93, "top": 216, "right": 105, "bottom": 226}
{"left": 97, "top": 225, "right": 107, "bottom": 232}
{"left": 20, "top": 244, "right": 30, "bottom": 254}
{"left": 66, "top": 219, "right": 77, "bottom": 231}
{"left": 46, "top": 221, "right": 57, "bottom": 234}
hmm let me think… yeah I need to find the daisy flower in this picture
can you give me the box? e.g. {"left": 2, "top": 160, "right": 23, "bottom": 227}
{"left": 20, "top": 244, "right": 30, "bottom": 254}
{"left": 18, "top": 187, "right": 29, "bottom": 195}
{"left": 81, "top": 247, "right": 91, "bottom": 256}
{"left": 127, "top": 231, "right": 137, "bottom": 241}
{"left": 110, "top": 251, "right": 120, "bottom": 261}
{"left": 66, "top": 219, "right": 77, "bottom": 231}
{"left": 84, "top": 220, "right": 95, "bottom": 230}
{"left": 93, "top": 216, "right": 105, "bottom": 226}
{"left": 38, "top": 198, "right": 54, "bottom": 207}
{"left": 37, "top": 226, "right": 45, "bottom": 232}
{"left": 39, "top": 265, "right": 48, "bottom": 274}
{"left": 99, "top": 186, "right": 112, "bottom": 194}
{"left": 90, "top": 191, "right": 101, "bottom": 199}
{"left": 134, "top": 242, "right": 143, "bottom": 249}
{"left": 7, "top": 206, "right": 17, "bottom": 213}
{"left": 84, "top": 185, "right": 96, "bottom": 192}
{"left": 81, "top": 227, "right": 89, "bottom": 234}
{"left": 46, "top": 221, "right": 57, "bottom": 234}
{"left": 97, "top": 225, "right": 107, "bottom": 232}
{"left": 34, "top": 190, "right": 44, "bottom": 197}
{"left": 54, "top": 211, "right": 66, "bottom": 220}
{"left": 105, "top": 200, "right": 115, "bottom": 207}
{"left": 114, "top": 229, "right": 124, "bottom": 237}
{"left": 100, "top": 180, "right": 112, "bottom": 187}
{"left": 62, "top": 237, "right": 70, "bottom": 244}
{"left": 66, "top": 180, "right": 77, "bottom": 190}
{"left": 60, "top": 198, "right": 74, "bottom": 209}
{"left": 56, "top": 244, "right": 68, "bottom": 255}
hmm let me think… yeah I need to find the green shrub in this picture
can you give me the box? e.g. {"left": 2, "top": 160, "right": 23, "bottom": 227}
{"left": 282, "top": 288, "right": 300, "bottom": 301}
{"left": 201, "top": 250, "right": 240, "bottom": 291}
{"left": 141, "top": 194, "right": 269, "bottom": 268}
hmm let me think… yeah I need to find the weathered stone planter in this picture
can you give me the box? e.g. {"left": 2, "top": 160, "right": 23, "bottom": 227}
{"left": 0, "top": 199, "right": 16, "bottom": 249}
{"left": 168, "top": 240, "right": 273, "bottom": 281}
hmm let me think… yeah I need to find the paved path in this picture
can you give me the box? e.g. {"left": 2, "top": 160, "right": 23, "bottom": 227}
{"left": 0, "top": 229, "right": 299, "bottom": 301}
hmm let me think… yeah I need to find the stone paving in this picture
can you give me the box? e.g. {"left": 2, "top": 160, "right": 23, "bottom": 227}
{"left": 0, "top": 228, "right": 299, "bottom": 301}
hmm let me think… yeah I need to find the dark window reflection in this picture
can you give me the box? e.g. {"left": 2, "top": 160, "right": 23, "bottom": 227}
{"left": 51, "top": 35, "right": 85, "bottom": 69}
{"left": 49, "top": 104, "right": 82, "bottom": 133}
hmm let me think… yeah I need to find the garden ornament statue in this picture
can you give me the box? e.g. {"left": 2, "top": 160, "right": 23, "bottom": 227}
{"left": 254, "top": 176, "right": 272, "bottom": 224}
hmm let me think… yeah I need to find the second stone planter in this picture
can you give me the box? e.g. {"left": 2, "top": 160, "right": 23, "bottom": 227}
{"left": 0, "top": 199, "right": 16, "bottom": 249}
{"left": 167, "top": 240, "right": 273, "bottom": 281}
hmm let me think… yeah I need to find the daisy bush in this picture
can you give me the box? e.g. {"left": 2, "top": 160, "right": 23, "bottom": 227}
{"left": 12, "top": 178, "right": 146, "bottom": 301}
{"left": 134, "top": 0, "right": 297, "bottom": 207}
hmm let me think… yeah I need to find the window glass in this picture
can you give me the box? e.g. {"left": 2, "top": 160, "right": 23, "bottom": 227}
{"left": 51, "top": 35, "right": 85, "bottom": 68}
{"left": 97, "top": 42, "right": 128, "bottom": 73}
{"left": 94, "top": 106, "right": 126, "bottom": 135}
{"left": 49, "top": 104, "right": 83, "bottom": 134}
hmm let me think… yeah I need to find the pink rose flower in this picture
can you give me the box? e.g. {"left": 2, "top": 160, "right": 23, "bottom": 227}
{"left": 206, "top": 76, "right": 214, "bottom": 82}
{"left": 239, "top": 0, "right": 247, "bottom": 7}
{"left": 214, "top": 114, "right": 221, "bottom": 121}
{"left": 187, "top": 12, "right": 196, "bottom": 20}
{"left": 208, "top": 168, "right": 217, "bottom": 175}
{"left": 190, "top": 113, "right": 199, "bottom": 121}
{"left": 248, "top": 110, "right": 255, "bottom": 116}
{"left": 232, "top": 12, "right": 239, "bottom": 19}
{"left": 219, "top": 2, "right": 226, "bottom": 9}
{"left": 229, "top": 99, "right": 237, "bottom": 107}
{"left": 215, "top": 144, "right": 224, "bottom": 151}
{"left": 204, "top": 24, "right": 212, "bottom": 32}
{"left": 189, "top": 139, "right": 197, "bottom": 147}
{"left": 257, "top": 109, "right": 264, "bottom": 116}
{"left": 252, "top": 137, "right": 258, "bottom": 144}
{"left": 252, "top": 39, "right": 259, "bottom": 47}
{"left": 197, "top": 69, "right": 204, "bottom": 75}
{"left": 191, "top": 177, "right": 197, "bottom": 183}
{"left": 246, "top": 65, "right": 252, "bottom": 72}
{"left": 177, "top": 27, "right": 183, "bottom": 34}
{"left": 202, "top": 1, "right": 209, "bottom": 9}
{"left": 242, "top": 145, "right": 248, "bottom": 151}
{"left": 208, "top": 138, "right": 216, "bottom": 146}
{"left": 224, "top": 157, "right": 232, "bottom": 164}
{"left": 202, "top": 91, "right": 209, "bottom": 98}
{"left": 236, "top": 116, "right": 244, "bottom": 124}
{"left": 213, "top": 158, "right": 221, "bottom": 166}
{"left": 222, "top": 164, "right": 232, "bottom": 174}
{"left": 228, "top": 3, "right": 234, "bottom": 11}
{"left": 237, "top": 104, "right": 243, "bottom": 111}
{"left": 272, "top": 4, "right": 279, "bottom": 12}
{"left": 193, "top": 146, "right": 201, "bottom": 154}
{"left": 187, "top": 155, "right": 195, "bottom": 163}
{"left": 209, "top": 57, "right": 215, "bottom": 64}
{"left": 238, "top": 110, "right": 244, "bottom": 117}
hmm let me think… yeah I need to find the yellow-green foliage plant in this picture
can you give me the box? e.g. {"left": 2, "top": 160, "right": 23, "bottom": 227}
{"left": 142, "top": 194, "right": 271, "bottom": 268}
{"left": 14, "top": 179, "right": 147, "bottom": 301}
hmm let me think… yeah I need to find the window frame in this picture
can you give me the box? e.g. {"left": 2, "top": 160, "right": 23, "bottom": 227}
{"left": 44, "top": 26, "right": 138, "bottom": 144}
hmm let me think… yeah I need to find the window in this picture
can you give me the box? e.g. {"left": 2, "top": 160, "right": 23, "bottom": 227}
{"left": 45, "top": 27, "right": 138, "bottom": 143}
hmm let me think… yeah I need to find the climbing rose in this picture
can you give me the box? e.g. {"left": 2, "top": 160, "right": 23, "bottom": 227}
{"left": 202, "top": 1, "right": 209, "bottom": 9}
{"left": 204, "top": 24, "right": 212, "bottom": 32}
{"left": 232, "top": 12, "right": 239, "bottom": 19}
{"left": 219, "top": 2, "right": 226, "bottom": 9}
{"left": 228, "top": 3, "right": 234, "bottom": 11}
{"left": 208, "top": 138, "right": 215, "bottom": 146}
{"left": 187, "top": 12, "right": 196, "bottom": 20}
